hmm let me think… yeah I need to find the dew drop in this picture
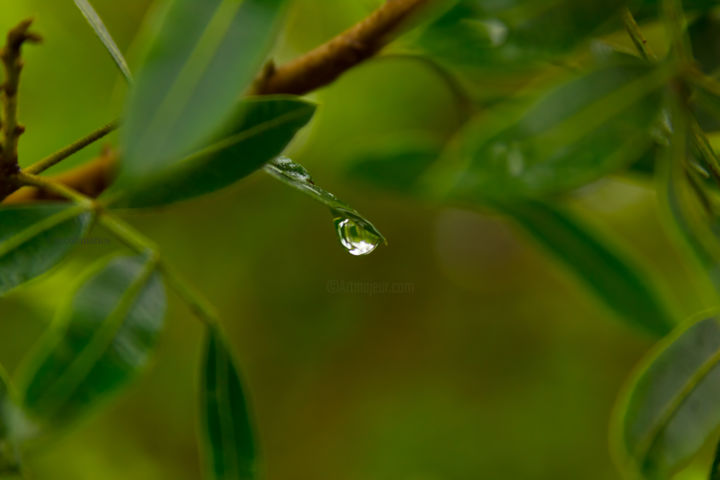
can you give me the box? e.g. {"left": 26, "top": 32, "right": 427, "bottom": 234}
{"left": 333, "top": 215, "right": 382, "bottom": 256}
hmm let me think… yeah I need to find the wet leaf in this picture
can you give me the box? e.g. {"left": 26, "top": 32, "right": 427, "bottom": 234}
{"left": 265, "top": 156, "right": 386, "bottom": 254}
{"left": 113, "top": 96, "right": 315, "bottom": 208}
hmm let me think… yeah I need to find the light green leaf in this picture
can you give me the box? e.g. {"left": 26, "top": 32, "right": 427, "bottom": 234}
{"left": 496, "top": 200, "right": 675, "bottom": 336}
{"left": 613, "top": 314, "right": 720, "bottom": 479}
{"left": 73, "top": 0, "right": 133, "bottom": 83}
{"left": 112, "top": 96, "right": 315, "bottom": 208}
{"left": 435, "top": 62, "right": 669, "bottom": 201}
{"left": 265, "top": 156, "right": 386, "bottom": 255}
{"left": 200, "top": 328, "right": 256, "bottom": 480}
{"left": 0, "top": 204, "right": 94, "bottom": 296}
{"left": 18, "top": 254, "right": 166, "bottom": 433}
{"left": 120, "top": 0, "right": 289, "bottom": 184}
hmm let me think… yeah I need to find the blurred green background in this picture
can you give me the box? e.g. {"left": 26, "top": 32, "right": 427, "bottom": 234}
{"left": 0, "top": 1, "right": 715, "bottom": 479}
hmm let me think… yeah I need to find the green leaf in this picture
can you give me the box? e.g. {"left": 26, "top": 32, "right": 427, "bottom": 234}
{"left": 415, "top": 0, "right": 626, "bottom": 72}
{"left": 613, "top": 314, "right": 720, "bottom": 479}
{"left": 18, "top": 254, "right": 165, "bottom": 432}
{"left": 437, "top": 62, "right": 669, "bottom": 201}
{"left": 200, "top": 328, "right": 256, "bottom": 480}
{"left": 73, "top": 0, "right": 133, "bottom": 83}
{"left": 265, "top": 156, "right": 387, "bottom": 251}
{"left": 495, "top": 200, "right": 675, "bottom": 336}
{"left": 120, "top": 0, "right": 289, "bottom": 184}
{"left": 0, "top": 204, "right": 94, "bottom": 296}
{"left": 112, "top": 96, "right": 315, "bottom": 208}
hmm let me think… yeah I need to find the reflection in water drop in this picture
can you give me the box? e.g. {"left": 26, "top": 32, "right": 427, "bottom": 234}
{"left": 334, "top": 216, "right": 381, "bottom": 256}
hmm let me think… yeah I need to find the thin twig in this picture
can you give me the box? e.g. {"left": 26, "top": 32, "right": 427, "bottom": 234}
{"left": 0, "top": 20, "right": 40, "bottom": 171}
{"left": 621, "top": 7, "right": 656, "bottom": 61}
{"left": 25, "top": 120, "right": 119, "bottom": 174}
{"left": 3, "top": 148, "right": 116, "bottom": 203}
{"left": 17, "top": 170, "right": 219, "bottom": 328}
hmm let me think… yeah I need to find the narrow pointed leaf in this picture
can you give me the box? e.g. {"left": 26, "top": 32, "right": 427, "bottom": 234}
{"left": 614, "top": 315, "right": 720, "bottom": 479}
{"left": 265, "top": 156, "right": 386, "bottom": 245}
{"left": 496, "top": 200, "right": 675, "bottom": 336}
{"left": 437, "top": 63, "right": 669, "bottom": 201}
{"left": 113, "top": 96, "right": 315, "bottom": 208}
{"left": 73, "top": 0, "right": 133, "bottom": 83}
{"left": 0, "top": 204, "right": 94, "bottom": 296}
{"left": 18, "top": 254, "right": 166, "bottom": 432}
{"left": 121, "top": 0, "right": 289, "bottom": 184}
{"left": 201, "top": 328, "right": 256, "bottom": 480}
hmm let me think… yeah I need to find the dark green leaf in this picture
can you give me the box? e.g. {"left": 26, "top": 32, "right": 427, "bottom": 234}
{"left": 200, "top": 328, "right": 256, "bottom": 480}
{"left": 0, "top": 204, "right": 94, "bottom": 296}
{"left": 120, "top": 0, "right": 289, "bottom": 185}
{"left": 265, "top": 156, "right": 386, "bottom": 253}
{"left": 112, "top": 96, "right": 315, "bottom": 208}
{"left": 73, "top": 0, "right": 133, "bottom": 83}
{"left": 495, "top": 200, "right": 675, "bottom": 336}
{"left": 18, "top": 254, "right": 165, "bottom": 432}
{"left": 613, "top": 314, "right": 720, "bottom": 479}
{"left": 439, "top": 63, "right": 669, "bottom": 201}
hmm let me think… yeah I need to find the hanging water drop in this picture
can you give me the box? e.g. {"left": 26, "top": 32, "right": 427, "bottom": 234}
{"left": 333, "top": 215, "right": 382, "bottom": 256}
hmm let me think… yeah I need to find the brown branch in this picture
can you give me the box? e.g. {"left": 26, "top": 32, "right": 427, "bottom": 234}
{"left": 253, "top": 0, "right": 431, "bottom": 95}
{"left": 3, "top": 148, "right": 116, "bottom": 204}
{"left": 2, "top": 0, "right": 431, "bottom": 205}
{"left": 0, "top": 20, "right": 40, "bottom": 171}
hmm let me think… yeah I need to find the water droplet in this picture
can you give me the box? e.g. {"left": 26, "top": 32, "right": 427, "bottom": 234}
{"left": 333, "top": 215, "right": 382, "bottom": 256}
{"left": 274, "top": 155, "right": 313, "bottom": 183}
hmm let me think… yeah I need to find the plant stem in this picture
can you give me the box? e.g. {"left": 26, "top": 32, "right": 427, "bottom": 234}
{"left": 662, "top": 0, "right": 691, "bottom": 63}
{"left": 15, "top": 171, "right": 94, "bottom": 207}
{"left": 0, "top": 20, "right": 40, "bottom": 172}
{"left": 5, "top": 0, "right": 434, "bottom": 204}
{"left": 25, "top": 120, "right": 119, "bottom": 175}
{"left": 157, "top": 262, "right": 219, "bottom": 326}
{"left": 621, "top": 7, "right": 656, "bottom": 61}
{"left": 16, "top": 172, "right": 218, "bottom": 326}
{"left": 101, "top": 216, "right": 219, "bottom": 325}
{"left": 98, "top": 214, "right": 157, "bottom": 256}
{"left": 254, "top": 0, "right": 431, "bottom": 94}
